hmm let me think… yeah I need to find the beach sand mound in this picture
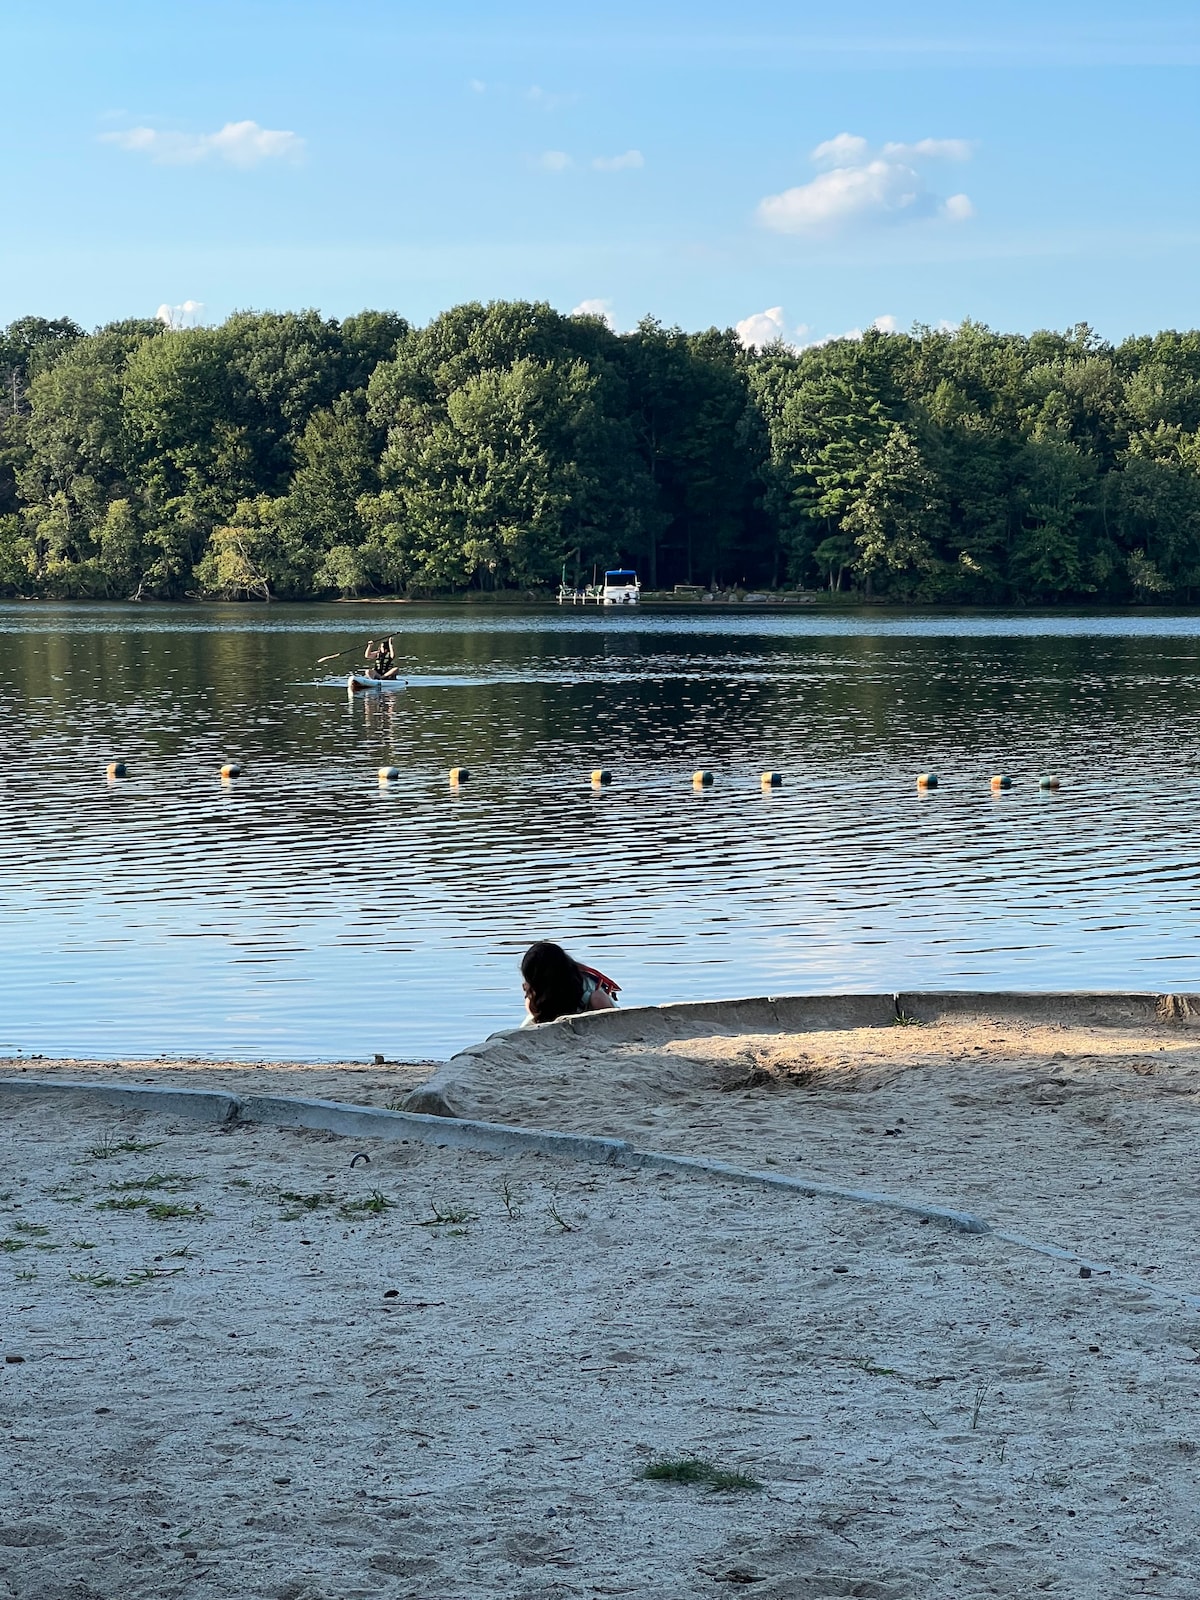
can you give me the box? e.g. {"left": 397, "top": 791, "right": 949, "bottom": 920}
{"left": 3, "top": 1094, "right": 1200, "bottom": 1598}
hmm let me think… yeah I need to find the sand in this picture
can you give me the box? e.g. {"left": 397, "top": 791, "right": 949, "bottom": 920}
{"left": 407, "top": 1014, "right": 1200, "bottom": 1286}
{"left": 2, "top": 1017, "right": 1200, "bottom": 1597}
{"left": 0, "top": 1058, "right": 435, "bottom": 1109}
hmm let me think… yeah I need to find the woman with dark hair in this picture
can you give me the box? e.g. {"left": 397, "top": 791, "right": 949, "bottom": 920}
{"left": 520, "top": 941, "right": 619, "bottom": 1025}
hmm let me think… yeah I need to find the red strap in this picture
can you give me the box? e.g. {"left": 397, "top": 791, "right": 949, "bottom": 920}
{"left": 577, "top": 962, "right": 620, "bottom": 996}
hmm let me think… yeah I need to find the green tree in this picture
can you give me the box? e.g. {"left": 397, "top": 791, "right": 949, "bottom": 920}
{"left": 842, "top": 424, "right": 944, "bottom": 593}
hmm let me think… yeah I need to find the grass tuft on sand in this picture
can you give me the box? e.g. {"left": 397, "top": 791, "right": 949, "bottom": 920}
{"left": 640, "top": 1456, "right": 763, "bottom": 1493}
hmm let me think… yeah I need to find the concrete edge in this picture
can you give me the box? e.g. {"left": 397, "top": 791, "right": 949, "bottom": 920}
{"left": 992, "top": 1230, "right": 1200, "bottom": 1315}
{"left": 625, "top": 1148, "right": 990, "bottom": 1234}
{"left": 897, "top": 990, "right": 1200, "bottom": 1026}
{"left": 235, "top": 1092, "right": 632, "bottom": 1166}
{"left": 0, "top": 1078, "right": 239, "bottom": 1124}
{"left": 0, "top": 1076, "right": 987, "bottom": 1234}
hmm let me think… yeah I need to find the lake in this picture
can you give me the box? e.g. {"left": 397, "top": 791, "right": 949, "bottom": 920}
{"left": 2, "top": 603, "right": 1200, "bottom": 1061}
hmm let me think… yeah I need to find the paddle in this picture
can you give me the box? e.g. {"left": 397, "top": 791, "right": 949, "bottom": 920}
{"left": 315, "top": 646, "right": 358, "bottom": 665}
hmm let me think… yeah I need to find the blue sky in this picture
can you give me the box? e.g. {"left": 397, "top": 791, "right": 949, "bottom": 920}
{"left": 3, "top": 0, "right": 1200, "bottom": 343}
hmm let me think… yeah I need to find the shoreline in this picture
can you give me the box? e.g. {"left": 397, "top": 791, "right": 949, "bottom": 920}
{"left": 6, "top": 592, "right": 1200, "bottom": 612}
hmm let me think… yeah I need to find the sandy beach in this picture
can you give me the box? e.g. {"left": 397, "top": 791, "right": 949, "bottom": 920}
{"left": 2, "top": 1011, "right": 1199, "bottom": 1598}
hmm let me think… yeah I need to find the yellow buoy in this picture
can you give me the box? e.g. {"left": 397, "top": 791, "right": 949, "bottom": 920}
{"left": 378, "top": 766, "right": 400, "bottom": 782}
{"left": 220, "top": 763, "right": 242, "bottom": 779}
{"left": 106, "top": 760, "right": 127, "bottom": 779}
{"left": 449, "top": 767, "right": 470, "bottom": 784}
{"left": 917, "top": 772, "right": 938, "bottom": 789}
{"left": 591, "top": 769, "right": 612, "bottom": 785}
{"left": 693, "top": 770, "right": 714, "bottom": 788}
{"left": 990, "top": 774, "right": 1013, "bottom": 790}
{"left": 761, "top": 771, "right": 783, "bottom": 787}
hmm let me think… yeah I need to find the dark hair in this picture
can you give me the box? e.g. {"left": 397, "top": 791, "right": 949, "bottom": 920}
{"left": 521, "top": 941, "right": 585, "bottom": 1024}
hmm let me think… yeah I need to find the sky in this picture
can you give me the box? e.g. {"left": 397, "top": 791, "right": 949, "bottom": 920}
{"left": 3, "top": 0, "right": 1200, "bottom": 345}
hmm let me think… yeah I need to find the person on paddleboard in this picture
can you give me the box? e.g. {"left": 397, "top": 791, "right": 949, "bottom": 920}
{"left": 364, "top": 637, "right": 400, "bottom": 679}
{"left": 520, "top": 941, "right": 619, "bottom": 1024}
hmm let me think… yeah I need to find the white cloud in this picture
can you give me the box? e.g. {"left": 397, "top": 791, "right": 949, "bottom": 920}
{"left": 806, "top": 313, "right": 902, "bottom": 346}
{"left": 101, "top": 119, "right": 304, "bottom": 168}
{"left": 155, "top": 300, "right": 206, "bottom": 330}
{"left": 592, "top": 149, "right": 644, "bottom": 172}
{"left": 811, "top": 133, "right": 870, "bottom": 168}
{"left": 735, "top": 306, "right": 810, "bottom": 351}
{"left": 882, "top": 138, "right": 972, "bottom": 162}
{"left": 734, "top": 310, "right": 901, "bottom": 352}
{"left": 571, "top": 298, "right": 616, "bottom": 328}
{"left": 759, "top": 160, "right": 923, "bottom": 233}
{"left": 537, "top": 150, "right": 572, "bottom": 172}
{"left": 757, "top": 132, "right": 975, "bottom": 236}
{"left": 469, "top": 78, "right": 486, "bottom": 94}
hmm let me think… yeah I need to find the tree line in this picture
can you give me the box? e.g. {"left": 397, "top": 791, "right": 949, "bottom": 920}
{"left": 3, "top": 301, "right": 1200, "bottom": 604}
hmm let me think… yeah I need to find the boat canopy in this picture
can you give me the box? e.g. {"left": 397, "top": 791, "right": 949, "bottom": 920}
{"left": 604, "top": 570, "right": 639, "bottom": 584}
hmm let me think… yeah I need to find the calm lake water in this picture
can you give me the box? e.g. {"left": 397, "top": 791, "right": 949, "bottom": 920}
{"left": 2, "top": 603, "right": 1200, "bottom": 1061}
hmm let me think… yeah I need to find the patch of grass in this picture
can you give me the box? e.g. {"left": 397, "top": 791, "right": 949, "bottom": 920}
{"left": 71, "top": 1239, "right": 97, "bottom": 1250}
{"left": 640, "top": 1456, "right": 763, "bottom": 1493}
{"left": 107, "top": 1173, "right": 193, "bottom": 1193}
{"left": 276, "top": 1189, "right": 339, "bottom": 1211}
{"left": 81, "top": 1133, "right": 162, "bottom": 1162}
{"left": 69, "top": 1267, "right": 185, "bottom": 1289}
{"left": 499, "top": 1178, "right": 522, "bottom": 1221}
{"left": 848, "top": 1356, "right": 896, "bottom": 1376}
{"left": 340, "top": 1190, "right": 394, "bottom": 1217}
{"left": 95, "top": 1196, "right": 205, "bottom": 1219}
{"left": 546, "top": 1202, "right": 576, "bottom": 1233}
{"left": 892, "top": 1010, "right": 923, "bottom": 1027}
{"left": 15, "top": 1267, "right": 37, "bottom": 1282}
{"left": 412, "top": 1201, "right": 478, "bottom": 1228}
{"left": 228, "top": 1178, "right": 253, "bottom": 1189}
{"left": 0, "top": 1238, "right": 31, "bottom": 1252}
{"left": 11, "top": 1222, "right": 50, "bottom": 1237}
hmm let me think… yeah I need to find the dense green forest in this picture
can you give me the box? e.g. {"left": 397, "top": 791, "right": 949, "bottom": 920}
{"left": 3, "top": 301, "right": 1200, "bottom": 603}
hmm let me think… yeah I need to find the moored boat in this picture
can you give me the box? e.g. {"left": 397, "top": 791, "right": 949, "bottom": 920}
{"left": 601, "top": 568, "right": 640, "bottom": 605}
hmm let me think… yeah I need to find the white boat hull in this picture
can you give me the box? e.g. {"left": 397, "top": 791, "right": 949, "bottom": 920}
{"left": 347, "top": 673, "right": 406, "bottom": 692}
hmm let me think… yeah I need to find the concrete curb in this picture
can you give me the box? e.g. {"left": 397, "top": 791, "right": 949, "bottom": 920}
{"left": 992, "top": 1231, "right": 1200, "bottom": 1315}
{"left": 0, "top": 1076, "right": 987, "bottom": 1234}
{"left": 0, "top": 1078, "right": 239, "bottom": 1124}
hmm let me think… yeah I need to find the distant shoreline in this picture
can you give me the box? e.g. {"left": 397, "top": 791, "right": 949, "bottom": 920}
{"left": 6, "top": 590, "right": 1200, "bottom": 613}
